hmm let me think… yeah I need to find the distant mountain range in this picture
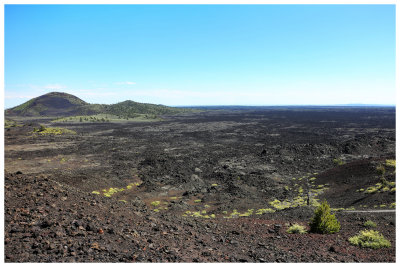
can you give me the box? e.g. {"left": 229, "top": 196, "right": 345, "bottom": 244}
{"left": 5, "top": 92, "right": 192, "bottom": 117}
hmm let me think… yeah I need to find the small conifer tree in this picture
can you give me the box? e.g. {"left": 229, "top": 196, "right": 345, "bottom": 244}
{"left": 309, "top": 199, "right": 340, "bottom": 234}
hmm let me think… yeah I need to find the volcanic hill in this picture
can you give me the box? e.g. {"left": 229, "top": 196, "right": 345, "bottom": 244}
{"left": 5, "top": 92, "right": 190, "bottom": 117}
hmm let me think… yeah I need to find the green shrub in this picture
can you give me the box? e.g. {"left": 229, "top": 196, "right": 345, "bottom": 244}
{"left": 365, "top": 186, "right": 378, "bottom": 194}
{"left": 348, "top": 230, "right": 391, "bottom": 249}
{"left": 385, "top": 159, "right": 396, "bottom": 168}
{"left": 376, "top": 164, "right": 386, "bottom": 175}
{"left": 151, "top": 201, "right": 160, "bottom": 206}
{"left": 363, "top": 220, "right": 377, "bottom": 228}
{"left": 380, "top": 177, "right": 389, "bottom": 187}
{"left": 309, "top": 200, "right": 340, "bottom": 234}
{"left": 287, "top": 223, "right": 307, "bottom": 234}
{"left": 333, "top": 158, "right": 344, "bottom": 165}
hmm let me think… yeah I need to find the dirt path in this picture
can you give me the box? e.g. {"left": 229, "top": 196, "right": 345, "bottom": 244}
{"left": 343, "top": 210, "right": 395, "bottom": 213}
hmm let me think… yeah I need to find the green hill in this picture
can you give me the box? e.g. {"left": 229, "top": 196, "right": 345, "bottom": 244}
{"left": 6, "top": 92, "right": 89, "bottom": 116}
{"left": 5, "top": 92, "right": 193, "bottom": 117}
{"left": 106, "top": 100, "right": 187, "bottom": 117}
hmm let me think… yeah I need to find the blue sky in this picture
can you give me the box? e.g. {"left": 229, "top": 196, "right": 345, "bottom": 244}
{"left": 4, "top": 4, "right": 396, "bottom": 108}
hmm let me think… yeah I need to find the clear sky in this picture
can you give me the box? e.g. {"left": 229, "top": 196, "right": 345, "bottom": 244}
{"left": 4, "top": 4, "right": 396, "bottom": 108}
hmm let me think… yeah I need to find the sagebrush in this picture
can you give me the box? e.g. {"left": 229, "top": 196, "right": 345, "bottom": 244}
{"left": 287, "top": 223, "right": 307, "bottom": 234}
{"left": 349, "top": 230, "right": 391, "bottom": 249}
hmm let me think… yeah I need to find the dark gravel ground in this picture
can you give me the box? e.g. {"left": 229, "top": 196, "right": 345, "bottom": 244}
{"left": 4, "top": 107, "right": 396, "bottom": 262}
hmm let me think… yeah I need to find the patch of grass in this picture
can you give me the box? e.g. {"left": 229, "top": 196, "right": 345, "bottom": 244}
{"left": 52, "top": 113, "right": 162, "bottom": 123}
{"left": 269, "top": 199, "right": 291, "bottom": 210}
{"left": 298, "top": 186, "right": 304, "bottom": 194}
{"left": 103, "top": 187, "right": 125, "bottom": 197}
{"left": 348, "top": 230, "right": 391, "bottom": 249}
{"left": 228, "top": 209, "right": 241, "bottom": 218}
{"left": 5, "top": 119, "right": 22, "bottom": 128}
{"left": 385, "top": 159, "right": 396, "bottom": 168}
{"left": 363, "top": 220, "right": 377, "bottom": 228}
{"left": 255, "top": 208, "right": 275, "bottom": 215}
{"left": 91, "top": 191, "right": 100, "bottom": 195}
{"left": 239, "top": 209, "right": 254, "bottom": 217}
{"left": 360, "top": 179, "right": 395, "bottom": 194}
{"left": 34, "top": 126, "right": 76, "bottom": 135}
{"left": 184, "top": 210, "right": 215, "bottom": 219}
{"left": 333, "top": 158, "right": 344, "bottom": 165}
{"left": 287, "top": 224, "right": 307, "bottom": 234}
{"left": 292, "top": 196, "right": 306, "bottom": 207}
{"left": 381, "top": 187, "right": 390, "bottom": 192}
{"left": 194, "top": 199, "right": 202, "bottom": 203}
{"left": 376, "top": 164, "right": 386, "bottom": 175}
{"left": 151, "top": 201, "right": 161, "bottom": 206}
{"left": 365, "top": 186, "right": 378, "bottom": 194}
{"left": 126, "top": 182, "right": 141, "bottom": 190}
